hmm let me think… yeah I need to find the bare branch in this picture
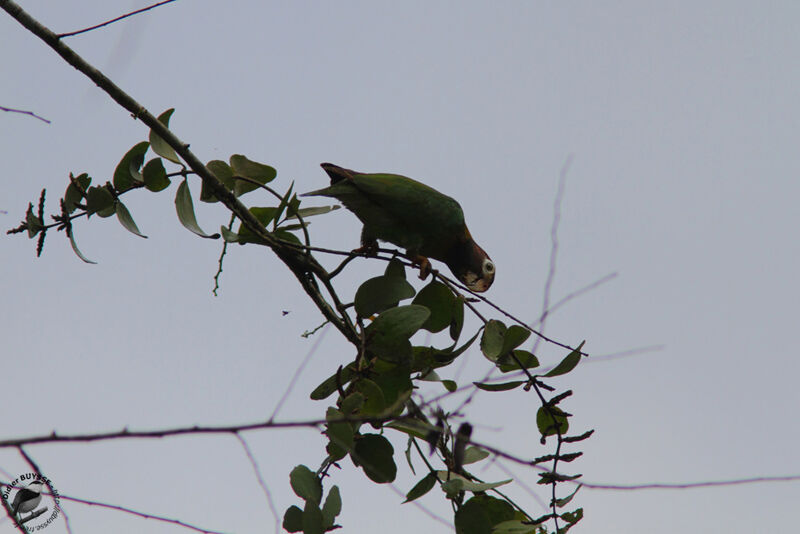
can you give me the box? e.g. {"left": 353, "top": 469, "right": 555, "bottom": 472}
{"left": 580, "top": 474, "right": 800, "bottom": 491}
{"left": 57, "top": 0, "right": 178, "bottom": 38}
{"left": 235, "top": 434, "right": 281, "bottom": 534}
{"left": 0, "top": 105, "right": 51, "bottom": 123}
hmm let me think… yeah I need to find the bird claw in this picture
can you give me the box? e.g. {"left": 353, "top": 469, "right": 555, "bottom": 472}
{"left": 409, "top": 255, "right": 433, "bottom": 280}
{"left": 351, "top": 240, "right": 379, "bottom": 256}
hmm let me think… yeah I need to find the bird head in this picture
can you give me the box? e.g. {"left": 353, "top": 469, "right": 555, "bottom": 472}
{"left": 447, "top": 238, "right": 495, "bottom": 292}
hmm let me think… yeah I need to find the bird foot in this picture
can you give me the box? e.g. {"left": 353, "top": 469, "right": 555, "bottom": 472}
{"left": 409, "top": 255, "right": 434, "bottom": 280}
{"left": 351, "top": 240, "right": 379, "bottom": 256}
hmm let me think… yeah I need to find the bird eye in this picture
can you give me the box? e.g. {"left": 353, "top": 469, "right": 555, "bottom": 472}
{"left": 483, "top": 259, "right": 494, "bottom": 274}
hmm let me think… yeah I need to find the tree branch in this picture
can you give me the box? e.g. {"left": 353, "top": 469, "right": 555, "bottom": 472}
{"left": 0, "top": 0, "right": 359, "bottom": 346}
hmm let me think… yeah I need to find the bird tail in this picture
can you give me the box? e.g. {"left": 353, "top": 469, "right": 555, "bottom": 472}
{"left": 301, "top": 163, "right": 356, "bottom": 197}
{"left": 320, "top": 163, "right": 356, "bottom": 184}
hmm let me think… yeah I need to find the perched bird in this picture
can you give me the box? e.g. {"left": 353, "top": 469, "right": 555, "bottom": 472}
{"left": 11, "top": 480, "right": 44, "bottom": 519}
{"left": 304, "top": 163, "right": 495, "bottom": 292}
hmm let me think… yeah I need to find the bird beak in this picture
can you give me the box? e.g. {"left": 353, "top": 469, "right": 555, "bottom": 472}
{"left": 462, "top": 272, "right": 493, "bottom": 293}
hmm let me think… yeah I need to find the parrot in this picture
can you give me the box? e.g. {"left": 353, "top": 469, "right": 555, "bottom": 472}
{"left": 303, "top": 163, "right": 495, "bottom": 292}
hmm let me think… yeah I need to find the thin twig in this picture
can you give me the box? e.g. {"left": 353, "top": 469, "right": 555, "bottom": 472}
{"left": 269, "top": 324, "right": 329, "bottom": 421}
{"left": 235, "top": 434, "right": 280, "bottom": 534}
{"left": 57, "top": 0, "right": 178, "bottom": 38}
{"left": 532, "top": 154, "right": 572, "bottom": 355}
{"left": 0, "top": 105, "right": 51, "bottom": 123}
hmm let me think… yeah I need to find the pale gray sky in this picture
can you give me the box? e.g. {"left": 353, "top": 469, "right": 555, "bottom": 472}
{"left": 3, "top": 2, "right": 799, "bottom": 533}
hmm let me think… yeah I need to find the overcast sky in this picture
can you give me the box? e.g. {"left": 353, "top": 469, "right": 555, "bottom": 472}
{"left": 3, "top": 2, "right": 799, "bottom": 533}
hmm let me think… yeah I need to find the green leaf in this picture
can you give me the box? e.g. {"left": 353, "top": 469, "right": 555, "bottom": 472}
{"left": 455, "top": 495, "right": 515, "bottom": 534}
{"left": 404, "top": 472, "right": 437, "bottom": 503}
{"left": 64, "top": 173, "right": 90, "bottom": 214}
{"left": 67, "top": 228, "right": 96, "bottom": 264}
{"left": 450, "top": 296, "right": 465, "bottom": 341}
{"left": 85, "top": 186, "right": 115, "bottom": 216}
{"left": 289, "top": 465, "right": 322, "bottom": 505}
{"left": 501, "top": 325, "right": 531, "bottom": 355}
{"left": 497, "top": 349, "right": 540, "bottom": 373}
{"left": 282, "top": 505, "right": 303, "bottom": 533}
{"left": 325, "top": 407, "right": 354, "bottom": 461}
{"left": 354, "top": 275, "right": 416, "bottom": 318}
{"left": 285, "top": 204, "right": 340, "bottom": 220}
{"left": 411, "top": 330, "right": 480, "bottom": 371}
{"left": 302, "top": 500, "right": 324, "bottom": 534}
{"left": 474, "top": 380, "right": 525, "bottom": 392}
{"left": 201, "top": 160, "right": 235, "bottom": 202}
{"left": 480, "top": 320, "right": 506, "bottom": 361}
{"left": 385, "top": 420, "right": 431, "bottom": 440}
{"left": 174, "top": 179, "right": 219, "bottom": 239}
{"left": 437, "top": 472, "right": 512, "bottom": 493}
{"left": 536, "top": 405, "right": 569, "bottom": 437}
{"left": 561, "top": 507, "right": 584, "bottom": 525}
{"left": 273, "top": 228, "right": 302, "bottom": 245}
{"left": 412, "top": 281, "right": 455, "bottom": 333}
{"left": 365, "top": 305, "right": 430, "bottom": 363}
{"left": 115, "top": 201, "right": 147, "bottom": 238}
{"left": 384, "top": 258, "right": 407, "bottom": 279}
{"left": 492, "top": 519, "right": 540, "bottom": 534}
{"left": 462, "top": 446, "right": 490, "bottom": 466}
{"left": 352, "top": 434, "right": 397, "bottom": 483}
{"left": 321, "top": 486, "right": 341, "bottom": 529}
{"left": 371, "top": 362, "right": 413, "bottom": 412}
{"left": 142, "top": 158, "right": 170, "bottom": 192}
{"left": 310, "top": 363, "right": 357, "bottom": 400}
{"left": 544, "top": 341, "right": 586, "bottom": 378}
{"left": 441, "top": 379, "right": 458, "bottom": 392}
{"left": 220, "top": 225, "right": 239, "bottom": 243}
{"left": 113, "top": 141, "right": 149, "bottom": 191}
{"left": 25, "top": 204, "right": 43, "bottom": 238}
{"left": 231, "top": 154, "right": 277, "bottom": 196}
{"left": 149, "top": 108, "right": 181, "bottom": 164}
{"left": 339, "top": 392, "right": 365, "bottom": 415}
{"left": 554, "top": 485, "right": 581, "bottom": 508}
{"left": 272, "top": 184, "right": 295, "bottom": 230}
{"left": 353, "top": 379, "right": 386, "bottom": 416}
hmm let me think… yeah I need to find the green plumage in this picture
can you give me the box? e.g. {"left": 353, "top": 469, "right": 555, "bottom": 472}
{"left": 304, "top": 163, "right": 495, "bottom": 292}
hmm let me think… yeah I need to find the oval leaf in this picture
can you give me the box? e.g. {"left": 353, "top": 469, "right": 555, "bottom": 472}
{"left": 113, "top": 141, "right": 149, "bottom": 191}
{"left": 142, "top": 158, "right": 170, "bottom": 192}
{"left": 404, "top": 472, "right": 437, "bottom": 503}
{"left": 67, "top": 228, "right": 96, "bottom": 264}
{"left": 201, "top": 160, "right": 234, "bottom": 202}
{"left": 412, "top": 281, "right": 455, "bottom": 333}
{"left": 365, "top": 305, "right": 430, "bottom": 363}
{"left": 302, "top": 501, "right": 324, "bottom": 534}
{"left": 544, "top": 341, "right": 586, "bottom": 378}
{"left": 480, "top": 320, "right": 506, "bottom": 361}
{"left": 321, "top": 486, "right": 341, "bottom": 529}
{"left": 501, "top": 325, "right": 531, "bottom": 354}
{"left": 354, "top": 275, "right": 416, "bottom": 317}
{"left": 282, "top": 505, "right": 303, "bottom": 533}
{"left": 352, "top": 434, "right": 397, "bottom": 483}
{"left": 149, "top": 108, "right": 181, "bottom": 164}
{"left": 86, "top": 186, "right": 115, "bottom": 215}
{"left": 231, "top": 154, "right": 277, "bottom": 196}
{"left": 175, "top": 179, "right": 219, "bottom": 239}
{"left": 473, "top": 380, "right": 525, "bottom": 392}
{"left": 497, "top": 349, "right": 540, "bottom": 373}
{"left": 536, "top": 405, "right": 569, "bottom": 437}
{"left": 64, "top": 173, "right": 90, "bottom": 214}
{"left": 289, "top": 465, "right": 322, "bottom": 505}
{"left": 115, "top": 201, "right": 147, "bottom": 238}
{"left": 438, "top": 472, "right": 512, "bottom": 493}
